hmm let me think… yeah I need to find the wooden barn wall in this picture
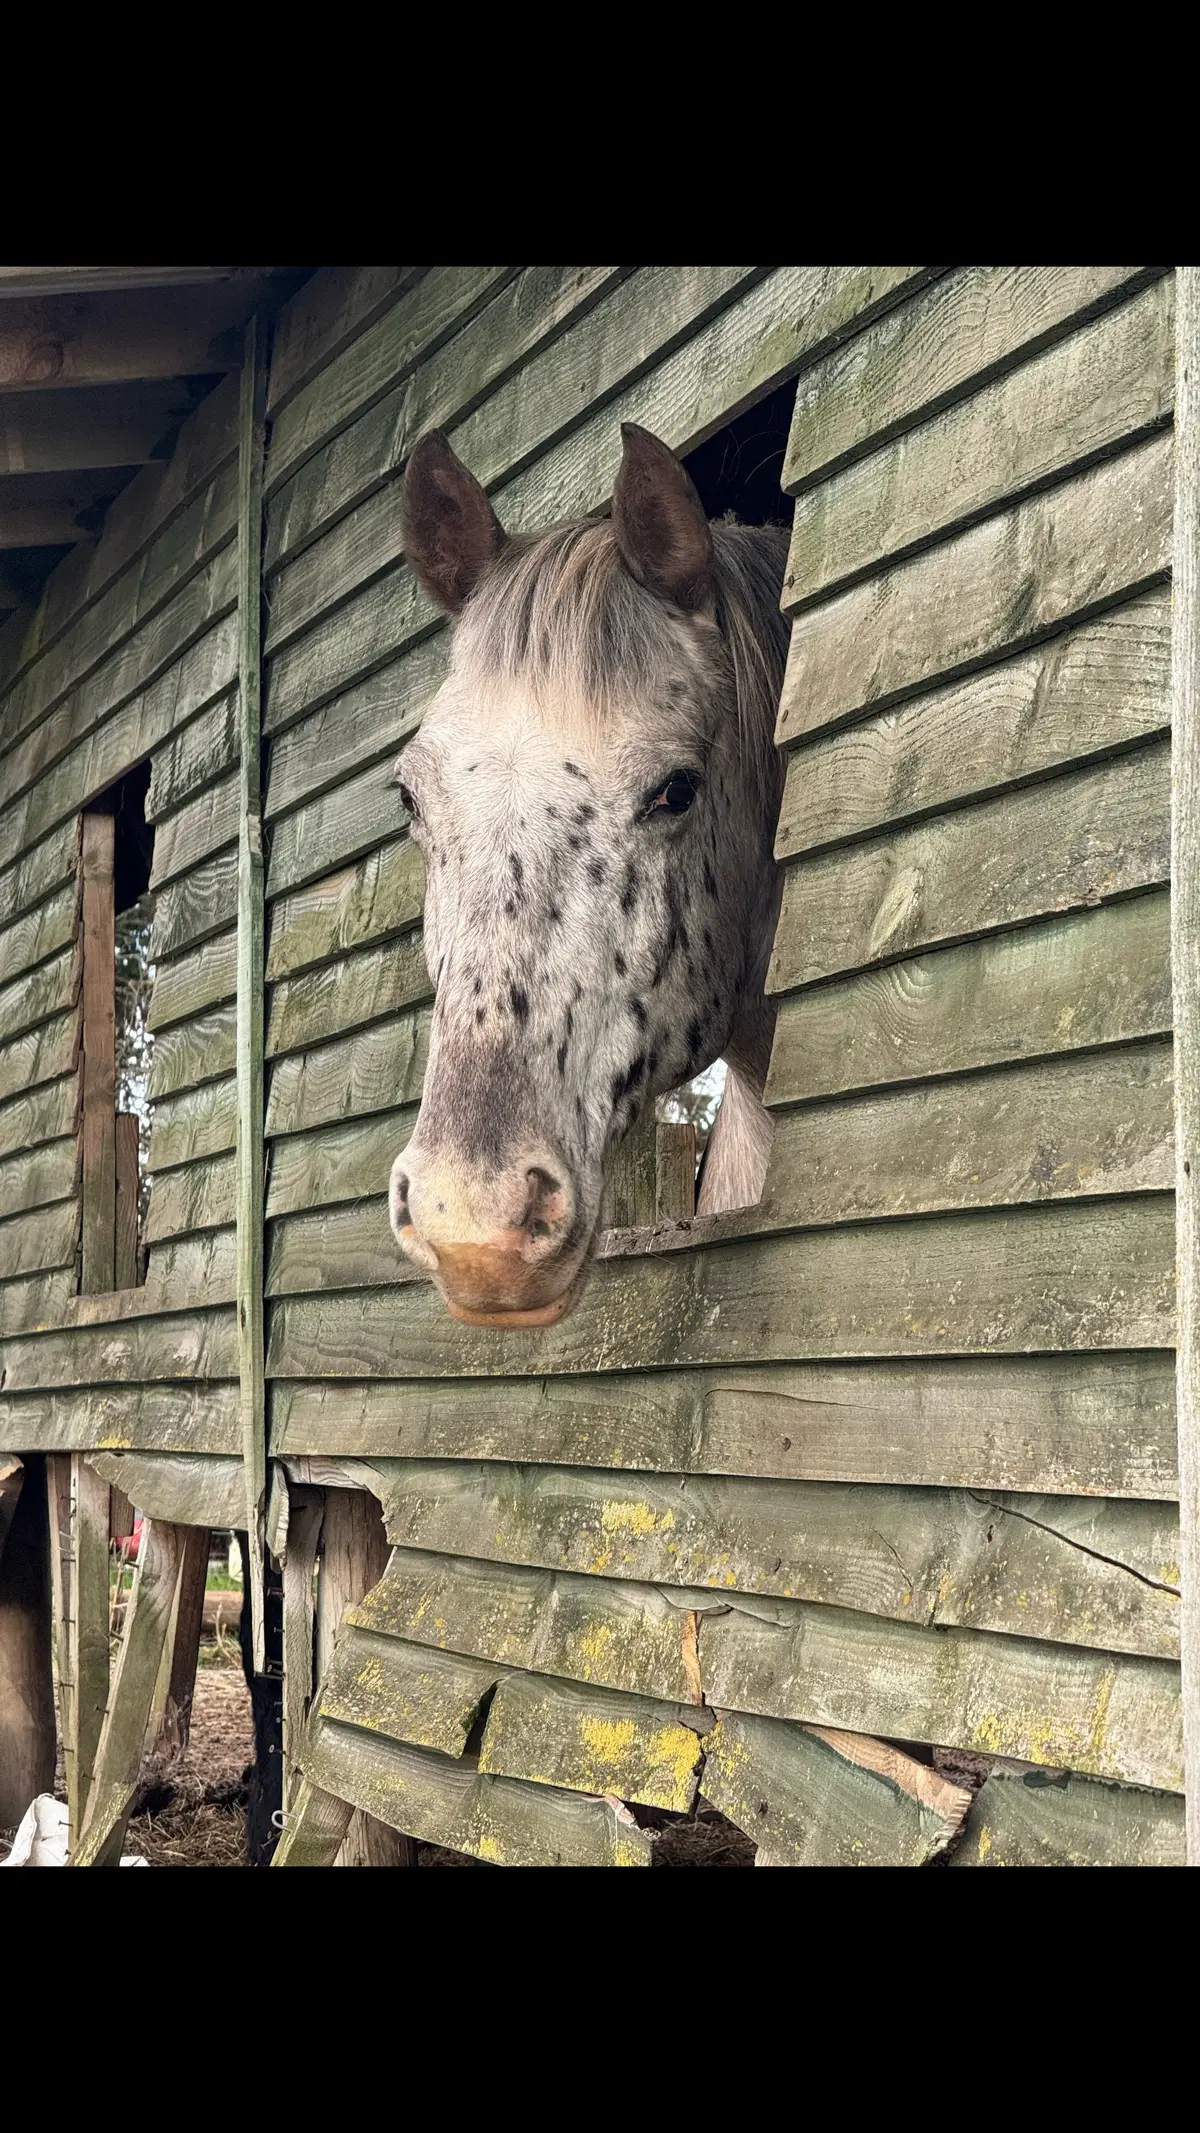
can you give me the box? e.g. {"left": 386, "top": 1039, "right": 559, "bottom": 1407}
{"left": 0, "top": 265, "right": 1187, "bottom": 1865}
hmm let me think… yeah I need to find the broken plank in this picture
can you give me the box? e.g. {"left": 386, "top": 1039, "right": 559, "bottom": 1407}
{"left": 316, "top": 1622, "right": 505, "bottom": 1758}
{"left": 703, "top": 1709, "right": 969, "bottom": 1864}
{"left": 950, "top": 1764, "right": 1184, "bottom": 1865}
{"left": 71, "top": 1517, "right": 185, "bottom": 1867}
{"left": 85, "top": 1451, "right": 245, "bottom": 1529}
{"left": 479, "top": 1667, "right": 706, "bottom": 1812}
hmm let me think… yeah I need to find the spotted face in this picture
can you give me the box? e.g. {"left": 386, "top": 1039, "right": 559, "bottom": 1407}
{"left": 388, "top": 425, "right": 788, "bottom": 1326}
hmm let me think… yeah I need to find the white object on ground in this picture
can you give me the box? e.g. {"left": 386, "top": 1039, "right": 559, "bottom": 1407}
{"left": 1, "top": 1793, "right": 148, "bottom": 1866}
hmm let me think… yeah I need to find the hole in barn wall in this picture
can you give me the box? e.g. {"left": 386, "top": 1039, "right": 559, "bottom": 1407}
{"left": 657, "top": 377, "right": 799, "bottom": 1162}
{"left": 85, "top": 759, "right": 156, "bottom": 1282}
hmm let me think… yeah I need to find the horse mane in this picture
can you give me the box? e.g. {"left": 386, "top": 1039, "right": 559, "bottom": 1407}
{"left": 451, "top": 514, "right": 790, "bottom": 793}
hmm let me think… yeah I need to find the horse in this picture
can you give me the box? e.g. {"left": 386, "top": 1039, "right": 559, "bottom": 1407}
{"left": 389, "top": 422, "right": 790, "bottom": 1328}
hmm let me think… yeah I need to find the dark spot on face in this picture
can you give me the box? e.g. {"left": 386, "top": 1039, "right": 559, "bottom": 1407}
{"left": 614, "top": 952, "right": 627, "bottom": 977}
{"left": 476, "top": 1006, "right": 486, "bottom": 1024}
{"left": 565, "top": 1007, "right": 574, "bottom": 1038}
{"left": 563, "top": 760, "right": 588, "bottom": 780}
{"left": 473, "top": 976, "right": 481, "bottom": 995}
{"left": 509, "top": 853, "right": 524, "bottom": 886}
{"left": 510, "top": 985, "right": 530, "bottom": 1022}
{"left": 611, "top": 1054, "right": 647, "bottom": 1104}
{"left": 620, "top": 864, "right": 638, "bottom": 914}
{"left": 703, "top": 927, "right": 714, "bottom": 951}
{"left": 647, "top": 1047, "right": 659, "bottom": 1077}
{"left": 505, "top": 898, "right": 517, "bottom": 916}
{"left": 687, "top": 1017, "right": 705, "bottom": 1060}
{"left": 546, "top": 803, "right": 559, "bottom": 819}
{"left": 567, "top": 834, "right": 583, "bottom": 852}
{"left": 467, "top": 763, "right": 478, "bottom": 773}
{"left": 547, "top": 902, "right": 562, "bottom": 924}
{"left": 629, "top": 997, "right": 647, "bottom": 1028}
{"left": 575, "top": 802, "right": 595, "bottom": 825}
{"left": 556, "top": 1040, "right": 568, "bottom": 1076}
{"left": 588, "top": 859, "right": 605, "bottom": 885}
{"left": 703, "top": 860, "right": 719, "bottom": 899}
{"left": 572, "top": 982, "right": 583, "bottom": 1004}
{"left": 437, "top": 956, "right": 445, "bottom": 980}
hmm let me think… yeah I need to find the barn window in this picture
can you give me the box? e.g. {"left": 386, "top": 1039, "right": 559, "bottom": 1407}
{"left": 656, "top": 378, "right": 799, "bottom": 1176}
{"left": 78, "top": 762, "right": 155, "bottom": 1293}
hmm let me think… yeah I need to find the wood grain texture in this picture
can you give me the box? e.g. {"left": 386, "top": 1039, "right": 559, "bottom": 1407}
{"left": 0, "top": 1133, "right": 81, "bottom": 1216}
{"left": 270, "top": 1350, "right": 1178, "bottom": 1500}
{"left": 767, "top": 892, "right": 1171, "bottom": 1107}
{"left": 0, "top": 1380, "right": 241, "bottom": 1457}
{"left": 771, "top": 741, "right": 1169, "bottom": 994}
{"left": 0, "top": 817, "right": 78, "bottom": 932}
{"left": 145, "top": 686, "right": 238, "bottom": 822}
{"left": 0, "top": 1268, "right": 78, "bottom": 1334}
{"left": 267, "top": 268, "right": 423, "bottom": 414}
{"left": 951, "top": 1764, "right": 1184, "bottom": 1865}
{"left": 784, "top": 265, "right": 1160, "bottom": 492}
{"left": 265, "top": 1103, "right": 417, "bottom": 1220}
{"left": 0, "top": 1195, "right": 79, "bottom": 1280}
{"left": 351, "top": 1545, "right": 1182, "bottom": 1789}
{"left": 266, "top": 1201, "right": 418, "bottom": 1296}
{"left": 785, "top": 277, "right": 1174, "bottom": 607}
{"left": 146, "top": 930, "right": 237, "bottom": 1034}
{"left": 85, "top": 1450, "right": 245, "bottom": 1528}
{"left": 264, "top": 632, "right": 446, "bottom": 825}
{"left": 144, "top": 1151, "right": 234, "bottom": 1242}
{"left": 373, "top": 1456, "right": 1180, "bottom": 1660}
{"left": 0, "top": 942, "right": 78, "bottom": 1046}
{"left": 150, "top": 847, "right": 237, "bottom": 961}
{"left": 266, "top": 836, "right": 423, "bottom": 979}
{"left": 266, "top": 929, "right": 429, "bottom": 1056}
{"left": 148, "top": 1075, "right": 236, "bottom": 1171}
{"left": 1171, "top": 263, "right": 1200, "bottom": 1862}
{"left": 146, "top": 1005, "right": 236, "bottom": 1100}
{"left": 0, "top": 1307, "right": 238, "bottom": 1391}
{"left": 0, "top": 1008, "right": 79, "bottom": 1106}
{"left": 778, "top": 431, "right": 1172, "bottom": 742}
{"left": 301, "top": 1710, "right": 651, "bottom": 1866}
{"left": 702, "top": 1709, "right": 969, "bottom": 1865}
{"left": 477, "top": 1668, "right": 706, "bottom": 1812}
{"left": 71, "top": 1517, "right": 185, "bottom": 1867}
{"left": 265, "top": 1007, "right": 428, "bottom": 1139}
{"left": 0, "top": 878, "right": 77, "bottom": 987}
{"left": 148, "top": 771, "right": 238, "bottom": 890}
{"left": 0, "top": 1072, "right": 78, "bottom": 1163}
{"left": 776, "top": 587, "right": 1171, "bottom": 862}
{"left": 266, "top": 751, "right": 419, "bottom": 901}
{"left": 317, "top": 1622, "right": 504, "bottom": 1756}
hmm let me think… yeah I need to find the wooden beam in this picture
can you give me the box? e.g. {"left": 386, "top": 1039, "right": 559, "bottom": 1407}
{"left": 0, "top": 381, "right": 205, "bottom": 476}
{"left": 236, "top": 314, "right": 268, "bottom": 1670}
{"left": 0, "top": 1454, "right": 56, "bottom": 1831}
{"left": 80, "top": 813, "right": 115, "bottom": 1295}
{"left": 71, "top": 1517, "right": 184, "bottom": 1867}
{"left": 0, "top": 279, "right": 283, "bottom": 394}
{"left": 0, "top": 470, "right": 138, "bottom": 548}
{"left": 1173, "top": 264, "right": 1200, "bottom": 1866}
{"left": 316, "top": 1488, "right": 413, "bottom": 1865}
{"left": 0, "top": 268, "right": 247, "bottom": 299}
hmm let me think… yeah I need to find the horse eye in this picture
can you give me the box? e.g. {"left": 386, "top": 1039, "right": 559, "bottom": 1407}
{"left": 643, "top": 769, "right": 702, "bottom": 818}
{"left": 394, "top": 778, "right": 420, "bottom": 822}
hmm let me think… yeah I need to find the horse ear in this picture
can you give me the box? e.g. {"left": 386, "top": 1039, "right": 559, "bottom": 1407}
{"left": 402, "top": 430, "right": 505, "bottom": 614}
{"left": 611, "top": 423, "right": 714, "bottom": 613}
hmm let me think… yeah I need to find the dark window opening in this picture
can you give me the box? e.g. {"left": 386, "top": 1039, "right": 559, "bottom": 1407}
{"left": 82, "top": 762, "right": 156, "bottom": 1287}
{"left": 657, "top": 377, "right": 799, "bottom": 1171}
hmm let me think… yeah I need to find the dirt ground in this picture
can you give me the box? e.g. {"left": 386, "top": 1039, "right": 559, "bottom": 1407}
{"left": 126, "top": 1637, "right": 255, "bottom": 1867}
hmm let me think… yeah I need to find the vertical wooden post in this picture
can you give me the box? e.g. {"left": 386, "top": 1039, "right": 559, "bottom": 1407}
{"left": 114, "top": 1111, "right": 140, "bottom": 1290}
{"left": 1173, "top": 264, "right": 1200, "bottom": 1865}
{"left": 603, "top": 1111, "right": 659, "bottom": 1229}
{"left": 72, "top": 1518, "right": 185, "bottom": 1867}
{"left": 656, "top": 1121, "right": 697, "bottom": 1222}
{"left": 0, "top": 1456, "right": 56, "bottom": 1831}
{"left": 236, "top": 314, "right": 269, "bottom": 1670}
{"left": 316, "top": 1489, "right": 414, "bottom": 1866}
{"left": 281, "top": 1483, "right": 324, "bottom": 1809}
{"left": 80, "top": 812, "right": 116, "bottom": 1295}
{"left": 157, "top": 1526, "right": 209, "bottom": 1758}
{"left": 68, "top": 1458, "right": 111, "bottom": 1834}
{"left": 45, "top": 1455, "right": 74, "bottom": 1809}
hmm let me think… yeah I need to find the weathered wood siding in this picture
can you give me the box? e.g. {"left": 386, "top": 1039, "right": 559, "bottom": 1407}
{"left": 0, "top": 266, "right": 1187, "bottom": 1864}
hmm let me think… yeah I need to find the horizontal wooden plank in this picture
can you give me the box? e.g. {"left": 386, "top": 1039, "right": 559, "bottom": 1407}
{"left": 0, "top": 1267, "right": 77, "bottom": 1335}
{"left": 0, "top": 1379, "right": 240, "bottom": 1456}
{"left": 765, "top": 1040, "right": 1172, "bottom": 1222}
{"left": 0, "top": 541, "right": 237, "bottom": 816}
{"left": 0, "top": 1196, "right": 78, "bottom": 1281}
{"left": 352, "top": 1545, "right": 1182, "bottom": 1790}
{"left": 266, "top": 929, "right": 429, "bottom": 1056}
{"left": 701, "top": 1710, "right": 969, "bottom": 1865}
{"left": 263, "top": 266, "right": 933, "bottom": 741}
{"left": 302, "top": 1710, "right": 652, "bottom": 1865}
{"left": 477, "top": 1668, "right": 706, "bottom": 1813}
{"left": 266, "top": 1103, "right": 416, "bottom": 1221}
{"left": 265, "top": 1006, "right": 429, "bottom": 1139}
{"left": 266, "top": 835, "right": 423, "bottom": 979}
{"left": 265, "top": 264, "right": 635, "bottom": 614}
{"left": 0, "top": 1133, "right": 78, "bottom": 1216}
{"left": 0, "top": 817, "right": 77, "bottom": 930}
{"left": 267, "top": 1201, "right": 418, "bottom": 1296}
{"left": 374, "top": 1457, "right": 1180, "bottom": 1660}
{"left": 0, "top": 942, "right": 77, "bottom": 1044}
{"left": 142, "top": 1226, "right": 236, "bottom": 1311}
{"left": 148, "top": 1076, "right": 235, "bottom": 1170}
{"left": 316, "top": 1624, "right": 506, "bottom": 1758}
{"left": 778, "top": 430, "right": 1172, "bottom": 744}
{"left": 766, "top": 891, "right": 1171, "bottom": 1108}
{"left": 265, "top": 264, "right": 756, "bottom": 647}
{"left": 267, "top": 265, "right": 517, "bottom": 496}
{"left": 148, "top": 771, "right": 238, "bottom": 890}
{"left": 270, "top": 1351, "right": 1178, "bottom": 1500}
{"left": 0, "top": 371, "right": 236, "bottom": 708}
{"left": 267, "top": 1196, "right": 1175, "bottom": 1380}
{"left": 146, "top": 929, "right": 236, "bottom": 1034}
{"left": 264, "top": 632, "right": 447, "bottom": 824}
{"left": 0, "top": 1072, "right": 78, "bottom": 1163}
{"left": 784, "top": 265, "right": 1160, "bottom": 493}
{"left": 266, "top": 747, "right": 418, "bottom": 901}
{"left": 950, "top": 1765, "right": 1184, "bottom": 1866}
{"left": 149, "top": 847, "right": 237, "bottom": 961}
{"left": 85, "top": 1449, "right": 244, "bottom": 1527}
{"left": 0, "top": 379, "right": 217, "bottom": 479}
{"left": 776, "top": 587, "right": 1171, "bottom": 862}
{"left": 0, "top": 609, "right": 238, "bottom": 870}
{"left": 785, "top": 276, "right": 1174, "bottom": 609}
{"left": 0, "top": 879, "right": 77, "bottom": 989}
{"left": 144, "top": 1152, "right": 234, "bottom": 1244}
{"left": 0, "top": 1008, "right": 79, "bottom": 1106}
{"left": 0, "top": 1306, "right": 238, "bottom": 1391}
{"left": 771, "top": 740, "right": 1169, "bottom": 994}
{"left": 146, "top": 1005, "right": 236, "bottom": 1100}
{"left": 267, "top": 267, "right": 422, "bottom": 415}
{"left": 144, "top": 686, "right": 237, "bottom": 822}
